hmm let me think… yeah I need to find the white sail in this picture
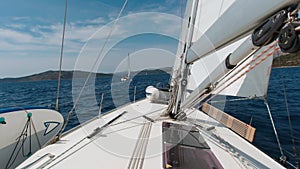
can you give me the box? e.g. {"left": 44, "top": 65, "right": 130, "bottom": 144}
{"left": 186, "top": 37, "right": 248, "bottom": 93}
{"left": 186, "top": 0, "right": 299, "bottom": 63}
{"left": 121, "top": 53, "right": 131, "bottom": 82}
{"left": 172, "top": 0, "right": 235, "bottom": 83}
{"left": 216, "top": 48, "right": 274, "bottom": 98}
{"left": 186, "top": 38, "right": 274, "bottom": 99}
{"left": 180, "top": 0, "right": 298, "bottom": 106}
{"left": 192, "top": 0, "right": 235, "bottom": 43}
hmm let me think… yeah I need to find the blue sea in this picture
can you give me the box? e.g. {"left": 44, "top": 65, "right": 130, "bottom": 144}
{"left": 0, "top": 67, "right": 299, "bottom": 167}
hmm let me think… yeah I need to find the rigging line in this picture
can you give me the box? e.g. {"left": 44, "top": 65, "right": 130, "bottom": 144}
{"left": 209, "top": 97, "right": 256, "bottom": 103}
{"left": 182, "top": 45, "right": 279, "bottom": 118}
{"left": 48, "top": 105, "right": 162, "bottom": 166}
{"left": 264, "top": 99, "right": 284, "bottom": 157}
{"left": 215, "top": 42, "right": 275, "bottom": 91}
{"left": 278, "top": 55, "right": 298, "bottom": 159}
{"left": 218, "top": 0, "right": 225, "bottom": 17}
{"left": 181, "top": 43, "right": 271, "bottom": 110}
{"left": 48, "top": 119, "right": 148, "bottom": 167}
{"left": 30, "top": 119, "right": 42, "bottom": 149}
{"left": 204, "top": 46, "right": 278, "bottom": 106}
{"left": 5, "top": 118, "right": 30, "bottom": 169}
{"left": 108, "top": 107, "right": 166, "bottom": 128}
{"left": 56, "top": 0, "right": 68, "bottom": 111}
{"left": 48, "top": 124, "right": 148, "bottom": 168}
{"left": 46, "top": 110, "right": 127, "bottom": 167}
{"left": 59, "top": 0, "right": 128, "bottom": 136}
{"left": 29, "top": 117, "right": 32, "bottom": 156}
{"left": 216, "top": 46, "right": 262, "bottom": 84}
{"left": 173, "top": 0, "right": 199, "bottom": 115}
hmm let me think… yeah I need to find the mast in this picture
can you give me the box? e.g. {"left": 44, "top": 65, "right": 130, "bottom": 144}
{"left": 127, "top": 53, "right": 131, "bottom": 78}
{"left": 170, "top": 0, "right": 199, "bottom": 118}
{"left": 55, "top": 0, "right": 68, "bottom": 111}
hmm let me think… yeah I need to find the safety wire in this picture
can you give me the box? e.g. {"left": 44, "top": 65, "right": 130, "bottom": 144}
{"left": 58, "top": 0, "right": 128, "bottom": 137}
{"left": 278, "top": 54, "right": 299, "bottom": 167}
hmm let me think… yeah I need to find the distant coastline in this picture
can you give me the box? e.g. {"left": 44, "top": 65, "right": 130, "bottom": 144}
{"left": 0, "top": 68, "right": 172, "bottom": 83}
{"left": 0, "top": 53, "right": 298, "bottom": 83}
{"left": 273, "top": 53, "right": 300, "bottom": 68}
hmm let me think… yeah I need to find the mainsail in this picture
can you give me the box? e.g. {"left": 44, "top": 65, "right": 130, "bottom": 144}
{"left": 215, "top": 48, "right": 274, "bottom": 98}
{"left": 172, "top": 0, "right": 300, "bottom": 110}
{"left": 186, "top": 37, "right": 275, "bottom": 99}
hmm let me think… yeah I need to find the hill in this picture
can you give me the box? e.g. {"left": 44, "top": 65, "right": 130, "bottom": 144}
{"left": 0, "top": 68, "right": 172, "bottom": 83}
{"left": 273, "top": 53, "right": 300, "bottom": 67}
{"left": 0, "top": 71, "right": 111, "bottom": 83}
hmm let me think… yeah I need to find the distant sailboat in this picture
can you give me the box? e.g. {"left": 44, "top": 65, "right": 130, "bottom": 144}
{"left": 121, "top": 53, "right": 131, "bottom": 82}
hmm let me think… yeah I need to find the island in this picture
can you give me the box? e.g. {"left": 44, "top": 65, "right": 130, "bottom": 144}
{"left": 0, "top": 68, "right": 172, "bottom": 83}
{"left": 0, "top": 53, "right": 299, "bottom": 83}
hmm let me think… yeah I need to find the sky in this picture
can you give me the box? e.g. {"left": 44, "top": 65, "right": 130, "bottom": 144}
{"left": 0, "top": 0, "right": 185, "bottom": 78}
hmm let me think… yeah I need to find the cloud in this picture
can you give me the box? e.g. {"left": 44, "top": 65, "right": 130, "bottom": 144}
{"left": 0, "top": 28, "right": 33, "bottom": 43}
{"left": 5, "top": 24, "right": 26, "bottom": 29}
{"left": 74, "top": 17, "right": 106, "bottom": 25}
{"left": 11, "top": 16, "right": 31, "bottom": 21}
{"left": 0, "top": 10, "right": 181, "bottom": 77}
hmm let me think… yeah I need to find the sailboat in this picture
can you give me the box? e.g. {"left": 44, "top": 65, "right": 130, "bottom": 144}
{"left": 121, "top": 53, "right": 131, "bottom": 82}
{"left": 17, "top": 0, "right": 300, "bottom": 168}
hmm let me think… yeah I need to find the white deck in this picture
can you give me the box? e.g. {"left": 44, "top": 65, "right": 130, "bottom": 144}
{"left": 17, "top": 99, "right": 284, "bottom": 169}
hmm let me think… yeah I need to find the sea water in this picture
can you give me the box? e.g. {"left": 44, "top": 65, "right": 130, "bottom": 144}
{"left": 0, "top": 67, "right": 299, "bottom": 167}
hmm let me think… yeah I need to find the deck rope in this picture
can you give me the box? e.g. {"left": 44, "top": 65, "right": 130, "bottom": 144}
{"left": 128, "top": 122, "right": 152, "bottom": 169}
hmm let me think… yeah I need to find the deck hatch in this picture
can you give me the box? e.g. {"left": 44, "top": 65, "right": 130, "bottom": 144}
{"left": 162, "top": 122, "right": 224, "bottom": 169}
